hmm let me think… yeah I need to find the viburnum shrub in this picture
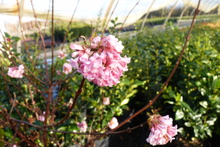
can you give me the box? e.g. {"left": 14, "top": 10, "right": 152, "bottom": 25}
{"left": 0, "top": 0, "right": 205, "bottom": 144}
{"left": 0, "top": 31, "right": 178, "bottom": 146}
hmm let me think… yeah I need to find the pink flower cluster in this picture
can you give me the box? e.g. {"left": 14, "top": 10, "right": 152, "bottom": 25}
{"left": 7, "top": 65, "right": 24, "bottom": 78}
{"left": 76, "top": 121, "right": 88, "bottom": 132}
{"left": 146, "top": 114, "right": 178, "bottom": 146}
{"left": 68, "top": 35, "right": 130, "bottom": 87}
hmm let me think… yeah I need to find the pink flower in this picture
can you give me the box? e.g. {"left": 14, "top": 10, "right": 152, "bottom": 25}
{"left": 91, "top": 36, "right": 101, "bottom": 48}
{"left": 63, "top": 63, "right": 72, "bottom": 74}
{"left": 56, "top": 70, "right": 61, "bottom": 75}
{"left": 7, "top": 64, "right": 24, "bottom": 78}
{"left": 101, "top": 35, "right": 124, "bottom": 53}
{"left": 76, "top": 121, "right": 87, "bottom": 132}
{"left": 68, "top": 35, "right": 130, "bottom": 87}
{"left": 38, "top": 111, "right": 45, "bottom": 122}
{"left": 108, "top": 117, "right": 119, "bottom": 129}
{"left": 58, "top": 51, "right": 67, "bottom": 59}
{"left": 102, "top": 97, "right": 110, "bottom": 105}
{"left": 146, "top": 114, "right": 178, "bottom": 146}
{"left": 70, "top": 44, "right": 84, "bottom": 51}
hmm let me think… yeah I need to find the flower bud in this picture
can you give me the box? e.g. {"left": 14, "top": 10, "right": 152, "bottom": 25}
{"left": 102, "top": 97, "right": 110, "bottom": 105}
{"left": 108, "top": 117, "right": 119, "bottom": 129}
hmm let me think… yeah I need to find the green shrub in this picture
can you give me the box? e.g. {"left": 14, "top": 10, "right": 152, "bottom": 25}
{"left": 121, "top": 23, "right": 220, "bottom": 140}
{"left": 47, "top": 22, "right": 93, "bottom": 42}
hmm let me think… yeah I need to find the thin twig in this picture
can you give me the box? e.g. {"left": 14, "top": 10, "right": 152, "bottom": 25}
{"left": 12, "top": 54, "right": 48, "bottom": 85}
{"left": 102, "top": 0, "right": 120, "bottom": 36}
{"left": 43, "top": 0, "right": 55, "bottom": 144}
{"left": 9, "top": 119, "right": 36, "bottom": 146}
{"left": 44, "top": 77, "right": 86, "bottom": 128}
{"left": 60, "top": 0, "right": 81, "bottom": 51}
{"left": 0, "top": 139, "right": 9, "bottom": 146}
{"left": 42, "top": 0, "right": 51, "bottom": 35}
{"left": 7, "top": 78, "right": 86, "bottom": 130}
{"left": 30, "top": 0, "right": 49, "bottom": 84}
{"left": 10, "top": 116, "right": 147, "bottom": 135}
{"left": 116, "top": 0, "right": 140, "bottom": 37}
{"left": 51, "top": 78, "right": 85, "bottom": 126}
{"left": 50, "top": 0, "right": 55, "bottom": 84}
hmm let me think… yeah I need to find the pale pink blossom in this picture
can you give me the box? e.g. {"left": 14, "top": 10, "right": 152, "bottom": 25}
{"left": 63, "top": 63, "right": 72, "bottom": 74}
{"left": 70, "top": 44, "right": 84, "bottom": 51}
{"left": 7, "top": 64, "right": 24, "bottom": 78}
{"left": 58, "top": 51, "right": 67, "bottom": 59}
{"left": 68, "top": 35, "right": 130, "bottom": 87}
{"left": 76, "top": 121, "right": 87, "bottom": 132}
{"left": 12, "top": 145, "right": 17, "bottom": 147}
{"left": 102, "top": 97, "right": 110, "bottom": 105}
{"left": 101, "top": 35, "right": 124, "bottom": 53}
{"left": 108, "top": 117, "right": 119, "bottom": 129}
{"left": 91, "top": 36, "right": 101, "bottom": 48}
{"left": 146, "top": 114, "right": 178, "bottom": 146}
{"left": 38, "top": 111, "right": 45, "bottom": 122}
{"left": 56, "top": 70, "right": 61, "bottom": 75}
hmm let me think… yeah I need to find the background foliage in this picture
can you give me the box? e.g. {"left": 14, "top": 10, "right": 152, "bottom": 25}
{"left": 121, "top": 22, "right": 220, "bottom": 144}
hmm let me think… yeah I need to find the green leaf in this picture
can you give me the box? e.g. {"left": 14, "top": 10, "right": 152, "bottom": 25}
{"left": 175, "top": 109, "right": 184, "bottom": 120}
{"left": 206, "top": 117, "right": 217, "bottom": 126}
{"left": 194, "top": 126, "right": 199, "bottom": 137}
{"left": 199, "top": 101, "right": 208, "bottom": 109}
{"left": 58, "top": 126, "right": 67, "bottom": 131}
{"left": 165, "top": 100, "right": 174, "bottom": 104}
{"left": 180, "top": 101, "right": 193, "bottom": 113}
{"left": 206, "top": 128, "right": 212, "bottom": 137}
{"left": 168, "top": 89, "right": 176, "bottom": 98}
{"left": 184, "top": 122, "right": 191, "bottom": 127}
{"left": 4, "top": 32, "right": 10, "bottom": 38}
{"left": 213, "top": 78, "right": 220, "bottom": 89}
{"left": 67, "top": 124, "right": 78, "bottom": 132}
{"left": 115, "top": 23, "right": 122, "bottom": 26}
{"left": 0, "top": 129, "right": 4, "bottom": 147}
{"left": 124, "top": 90, "right": 137, "bottom": 99}
{"left": 195, "top": 81, "right": 202, "bottom": 86}
{"left": 120, "top": 98, "right": 129, "bottom": 106}
{"left": 11, "top": 36, "right": 20, "bottom": 42}
{"left": 27, "top": 127, "right": 36, "bottom": 135}
{"left": 4, "top": 128, "right": 13, "bottom": 139}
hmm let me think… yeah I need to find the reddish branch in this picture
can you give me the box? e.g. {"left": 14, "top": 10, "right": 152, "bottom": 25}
{"left": 44, "top": 77, "right": 86, "bottom": 128}
{"left": 88, "top": 0, "right": 201, "bottom": 144}
{"left": 110, "top": 0, "right": 201, "bottom": 133}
